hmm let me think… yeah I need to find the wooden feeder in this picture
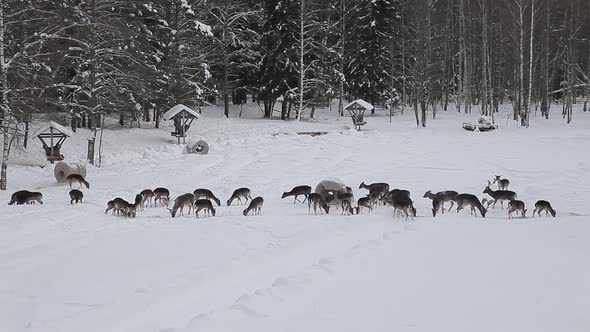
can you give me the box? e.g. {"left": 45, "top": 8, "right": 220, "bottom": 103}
{"left": 344, "top": 99, "right": 374, "bottom": 131}
{"left": 32, "top": 121, "right": 74, "bottom": 163}
{"left": 162, "top": 104, "right": 200, "bottom": 144}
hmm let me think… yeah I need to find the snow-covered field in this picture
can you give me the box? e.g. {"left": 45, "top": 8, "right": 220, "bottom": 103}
{"left": 1, "top": 105, "right": 589, "bottom": 332}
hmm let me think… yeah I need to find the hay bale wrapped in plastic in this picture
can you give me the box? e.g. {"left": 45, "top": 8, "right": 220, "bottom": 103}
{"left": 315, "top": 178, "right": 348, "bottom": 200}
{"left": 54, "top": 161, "right": 87, "bottom": 183}
{"left": 187, "top": 140, "right": 209, "bottom": 155}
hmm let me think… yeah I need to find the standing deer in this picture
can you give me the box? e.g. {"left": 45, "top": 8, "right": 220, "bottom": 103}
{"left": 154, "top": 187, "right": 170, "bottom": 207}
{"left": 489, "top": 176, "right": 510, "bottom": 190}
{"left": 243, "top": 196, "right": 264, "bottom": 216}
{"left": 455, "top": 194, "right": 487, "bottom": 217}
{"left": 341, "top": 200, "right": 354, "bottom": 215}
{"left": 281, "top": 185, "right": 312, "bottom": 203}
{"left": 168, "top": 193, "right": 195, "bottom": 217}
{"left": 193, "top": 188, "right": 221, "bottom": 206}
{"left": 423, "top": 190, "right": 459, "bottom": 216}
{"left": 69, "top": 189, "right": 83, "bottom": 204}
{"left": 392, "top": 195, "right": 416, "bottom": 221}
{"left": 483, "top": 186, "right": 517, "bottom": 209}
{"left": 9, "top": 190, "right": 44, "bottom": 205}
{"left": 308, "top": 193, "right": 330, "bottom": 215}
{"left": 359, "top": 182, "right": 390, "bottom": 196}
{"left": 508, "top": 200, "right": 527, "bottom": 219}
{"left": 227, "top": 187, "right": 252, "bottom": 206}
{"left": 532, "top": 200, "right": 556, "bottom": 217}
{"left": 356, "top": 196, "right": 373, "bottom": 214}
{"left": 140, "top": 189, "right": 155, "bottom": 207}
{"left": 194, "top": 199, "right": 216, "bottom": 218}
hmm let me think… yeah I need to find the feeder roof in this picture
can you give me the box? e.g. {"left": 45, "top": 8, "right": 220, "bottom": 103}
{"left": 344, "top": 99, "right": 374, "bottom": 111}
{"left": 32, "top": 121, "right": 74, "bottom": 138}
{"left": 162, "top": 104, "right": 200, "bottom": 120}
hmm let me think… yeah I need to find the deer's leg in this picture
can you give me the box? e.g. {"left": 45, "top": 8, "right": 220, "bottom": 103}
{"left": 501, "top": 200, "right": 504, "bottom": 209}
{"left": 302, "top": 195, "right": 308, "bottom": 204}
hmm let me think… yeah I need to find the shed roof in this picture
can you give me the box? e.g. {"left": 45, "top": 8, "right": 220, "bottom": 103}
{"left": 32, "top": 121, "right": 74, "bottom": 138}
{"left": 344, "top": 99, "right": 374, "bottom": 111}
{"left": 162, "top": 104, "right": 200, "bottom": 120}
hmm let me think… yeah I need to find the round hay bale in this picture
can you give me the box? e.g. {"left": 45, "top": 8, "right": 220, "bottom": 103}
{"left": 188, "top": 140, "right": 209, "bottom": 155}
{"left": 315, "top": 178, "right": 347, "bottom": 199}
{"left": 54, "top": 161, "right": 87, "bottom": 183}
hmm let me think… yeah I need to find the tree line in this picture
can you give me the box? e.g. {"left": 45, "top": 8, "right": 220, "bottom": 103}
{"left": 0, "top": 0, "right": 589, "bottom": 189}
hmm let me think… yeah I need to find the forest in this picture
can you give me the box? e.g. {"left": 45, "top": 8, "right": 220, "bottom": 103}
{"left": 0, "top": 0, "right": 589, "bottom": 189}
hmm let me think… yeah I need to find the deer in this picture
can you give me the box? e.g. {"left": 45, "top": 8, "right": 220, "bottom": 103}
{"left": 281, "top": 185, "right": 312, "bottom": 203}
{"left": 126, "top": 202, "right": 137, "bottom": 218}
{"left": 105, "top": 197, "right": 130, "bottom": 216}
{"left": 368, "top": 191, "right": 383, "bottom": 208}
{"left": 388, "top": 189, "right": 411, "bottom": 201}
{"left": 243, "top": 196, "right": 264, "bottom": 216}
{"left": 391, "top": 195, "right": 416, "bottom": 221}
{"left": 334, "top": 191, "right": 354, "bottom": 210}
{"left": 455, "top": 194, "right": 487, "bottom": 217}
{"left": 193, "top": 188, "right": 221, "bottom": 206}
{"left": 356, "top": 196, "right": 373, "bottom": 214}
{"left": 153, "top": 187, "right": 170, "bottom": 207}
{"left": 227, "top": 187, "right": 252, "bottom": 206}
{"left": 168, "top": 193, "right": 195, "bottom": 218}
{"left": 9, "top": 190, "right": 43, "bottom": 205}
{"left": 341, "top": 199, "right": 354, "bottom": 215}
{"left": 532, "top": 200, "right": 556, "bottom": 217}
{"left": 359, "top": 182, "right": 390, "bottom": 196}
{"left": 66, "top": 174, "right": 90, "bottom": 189}
{"left": 308, "top": 193, "right": 330, "bottom": 215}
{"left": 423, "top": 190, "right": 459, "bottom": 217}
{"left": 508, "top": 200, "right": 527, "bottom": 219}
{"left": 483, "top": 186, "right": 517, "bottom": 209}
{"left": 69, "top": 189, "right": 83, "bottom": 204}
{"left": 194, "top": 199, "right": 216, "bottom": 218}
{"left": 489, "top": 176, "right": 510, "bottom": 190}
{"left": 134, "top": 194, "right": 144, "bottom": 211}
{"left": 140, "top": 189, "right": 154, "bottom": 207}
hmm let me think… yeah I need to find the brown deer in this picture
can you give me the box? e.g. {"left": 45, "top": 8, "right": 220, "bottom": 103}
{"left": 193, "top": 188, "right": 221, "bottom": 206}
{"left": 140, "top": 189, "right": 154, "bottom": 207}
{"left": 455, "top": 194, "right": 487, "bottom": 217}
{"left": 341, "top": 199, "right": 354, "bottom": 215}
{"left": 228, "top": 187, "right": 252, "bottom": 206}
{"left": 67, "top": 174, "right": 90, "bottom": 189}
{"left": 423, "top": 190, "right": 459, "bottom": 216}
{"left": 308, "top": 193, "right": 330, "bottom": 215}
{"left": 281, "top": 185, "right": 312, "bottom": 203}
{"left": 168, "top": 193, "right": 195, "bottom": 217}
{"left": 105, "top": 197, "right": 130, "bottom": 216}
{"left": 489, "top": 176, "right": 510, "bottom": 190}
{"left": 356, "top": 196, "right": 373, "bottom": 214}
{"left": 194, "top": 199, "right": 216, "bottom": 218}
{"left": 154, "top": 187, "right": 170, "bottom": 207}
{"left": 532, "top": 200, "right": 556, "bottom": 217}
{"left": 9, "top": 190, "right": 44, "bottom": 205}
{"left": 508, "top": 200, "right": 527, "bottom": 219}
{"left": 243, "top": 196, "right": 264, "bottom": 216}
{"left": 359, "top": 182, "right": 390, "bottom": 196}
{"left": 392, "top": 194, "right": 416, "bottom": 221}
{"left": 483, "top": 186, "right": 517, "bottom": 209}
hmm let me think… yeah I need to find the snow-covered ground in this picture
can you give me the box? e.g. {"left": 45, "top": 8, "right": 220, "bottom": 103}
{"left": 1, "top": 104, "right": 589, "bottom": 332}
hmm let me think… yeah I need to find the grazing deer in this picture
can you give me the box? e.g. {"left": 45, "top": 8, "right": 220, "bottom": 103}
{"left": 69, "top": 189, "right": 83, "bottom": 204}
{"left": 105, "top": 197, "right": 130, "bottom": 216}
{"left": 154, "top": 187, "right": 170, "bottom": 207}
{"left": 455, "top": 194, "right": 487, "bottom": 217}
{"left": 126, "top": 202, "right": 137, "bottom": 218}
{"left": 334, "top": 191, "right": 354, "bottom": 210}
{"left": 341, "top": 200, "right": 354, "bottom": 215}
{"left": 168, "top": 193, "right": 195, "bottom": 218}
{"left": 423, "top": 190, "right": 459, "bottom": 216}
{"left": 357, "top": 196, "right": 373, "bottom": 214}
{"left": 508, "top": 200, "right": 527, "bottom": 219}
{"left": 243, "top": 196, "right": 264, "bottom": 216}
{"left": 490, "top": 176, "right": 510, "bottom": 190}
{"left": 227, "top": 187, "right": 252, "bottom": 206}
{"left": 483, "top": 186, "right": 517, "bottom": 209}
{"left": 532, "top": 200, "right": 556, "bottom": 217}
{"left": 359, "top": 182, "right": 390, "bottom": 195}
{"left": 388, "top": 189, "right": 411, "bottom": 201}
{"left": 134, "top": 194, "right": 144, "bottom": 211}
{"left": 391, "top": 195, "right": 416, "bottom": 221}
{"left": 281, "top": 185, "right": 312, "bottom": 203}
{"left": 67, "top": 174, "right": 90, "bottom": 189}
{"left": 193, "top": 188, "right": 221, "bottom": 206}
{"left": 308, "top": 193, "right": 330, "bottom": 215}
{"left": 140, "top": 189, "right": 154, "bottom": 207}
{"left": 194, "top": 199, "right": 216, "bottom": 218}
{"left": 9, "top": 190, "right": 43, "bottom": 205}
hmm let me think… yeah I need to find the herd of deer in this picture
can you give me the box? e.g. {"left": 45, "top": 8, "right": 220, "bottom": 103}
{"left": 281, "top": 175, "right": 556, "bottom": 220}
{"left": 8, "top": 174, "right": 556, "bottom": 221}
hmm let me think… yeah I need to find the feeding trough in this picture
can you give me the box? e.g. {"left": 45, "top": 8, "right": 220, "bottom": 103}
{"left": 32, "top": 121, "right": 74, "bottom": 163}
{"left": 187, "top": 140, "right": 209, "bottom": 154}
{"left": 462, "top": 116, "right": 498, "bottom": 132}
{"left": 162, "top": 104, "right": 200, "bottom": 144}
{"left": 344, "top": 99, "right": 373, "bottom": 131}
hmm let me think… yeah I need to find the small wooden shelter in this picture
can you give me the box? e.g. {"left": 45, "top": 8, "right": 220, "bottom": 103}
{"left": 32, "top": 121, "right": 74, "bottom": 163}
{"left": 162, "top": 104, "right": 200, "bottom": 144}
{"left": 344, "top": 99, "right": 374, "bottom": 130}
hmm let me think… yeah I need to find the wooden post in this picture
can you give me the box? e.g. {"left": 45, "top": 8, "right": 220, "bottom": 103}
{"left": 87, "top": 138, "right": 95, "bottom": 165}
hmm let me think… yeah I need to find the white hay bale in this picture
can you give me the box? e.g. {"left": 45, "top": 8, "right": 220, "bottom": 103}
{"left": 187, "top": 140, "right": 209, "bottom": 155}
{"left": 315, "top": 178, "right": 348, "bottom": 199}
{"left": 54, "top": 161, "right": 87, "bottom": 183}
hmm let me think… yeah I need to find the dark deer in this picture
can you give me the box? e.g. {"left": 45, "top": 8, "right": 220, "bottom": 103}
{"left": 228, "top": 187, "right": 252, "bottom": 206}
{"left": 168, "top": 193, "right": 195, "bottom": 217}
{"left": 508, "top": 200, "right": 526, "bottom": 219}
{"left": 69, "top": 190, "right": 83, "bottom": 204}
{"left": 154, "top": 187, "right": 170, "bottom": 207}
{"left": 456, "top": 194, "right": 487, "bottom": 217}
{"left": 194, "top": 199, "right": 216, "bottom": 218}
{"left": 423, "top": 190, "right": 459, "bottom": 216}
{"left": 308, "top": 193, "right": 329, "bottom": 215}
{"left": 243, "top": 196, "right": 264, "bottom": 216}
{"left": 532, "top": 200, "right": 556, "bottom": 217}
{"left": 193, "top": 188, "right": 221, "bottom": 206}
{"left": 66, "top": 174, "right": 90, "bottom": 189}
{"left": 483, "top": 186, "right": 517, "bottom": 209}
{"left": 281, "top": 185, "right": 312, "bottom": 203}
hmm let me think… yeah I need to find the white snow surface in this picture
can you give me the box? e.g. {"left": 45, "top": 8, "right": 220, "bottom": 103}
{"left": 1, "top": 104, "right": 590, "bottom": 332}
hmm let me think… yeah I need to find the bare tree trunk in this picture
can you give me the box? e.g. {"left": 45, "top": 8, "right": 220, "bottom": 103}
{"left": 524, "top": 0, "right": 535, "bottom": 127}
{"left": 0, "top": 1, "right": 10, "bottom": 190}
{"left": 459, "top": 0, "right": 471, "bottom": 113}
{"left": 541, "top": 0, "right": 550, "bottom": 119}
{"left": 479, "top": 0, "right": 489, "bottom": 116}
{"left": 297, "top": 0, "right": 304, "bottom": 121}
{"left": 338, "top": 0, "right": 345, "bottom": 117}
{"left": 517, "top": 0, "right": 524, "bottom": 123}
